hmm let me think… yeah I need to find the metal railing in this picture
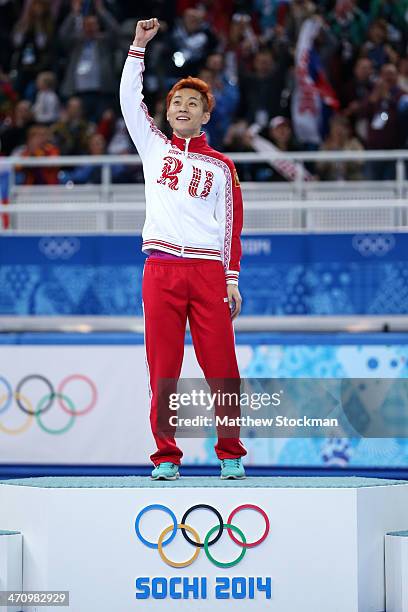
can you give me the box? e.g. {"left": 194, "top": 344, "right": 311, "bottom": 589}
{"left": 1, "top": 148, "right": 408, "bottom": 185}
{"left": 0, "top": 150, "right": 407, "bottom": 234}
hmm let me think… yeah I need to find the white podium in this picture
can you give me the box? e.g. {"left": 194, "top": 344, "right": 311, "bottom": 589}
{"left": 0, "top": 531, "right": 22, "bottom": 612}
{"left": 0, "top": 476, "right": 408, "bottom": 612}
{"left": 386, "top": 530, "right": 408, "bottom": 612}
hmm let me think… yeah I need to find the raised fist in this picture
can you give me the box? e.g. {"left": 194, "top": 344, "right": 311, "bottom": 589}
{"left": 133, "top": 18, "right": 160, "bottom": 48}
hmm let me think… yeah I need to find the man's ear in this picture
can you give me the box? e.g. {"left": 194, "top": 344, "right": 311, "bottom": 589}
{"left": 201, "top": 112, "right": 211, "bottom": 126}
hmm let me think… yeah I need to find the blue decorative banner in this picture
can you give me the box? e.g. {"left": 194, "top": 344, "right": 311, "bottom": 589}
{"left": 0, "top": 233, "right": 407, "bottom": 315}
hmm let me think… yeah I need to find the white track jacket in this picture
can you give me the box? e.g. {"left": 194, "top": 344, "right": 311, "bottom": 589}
{"left": 120, "top": 46, "right": 243, "bottom": 285}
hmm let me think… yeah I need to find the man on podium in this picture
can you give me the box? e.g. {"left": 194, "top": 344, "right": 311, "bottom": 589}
{"left": 120, "top": 18, "right": 247, "bottom": 480}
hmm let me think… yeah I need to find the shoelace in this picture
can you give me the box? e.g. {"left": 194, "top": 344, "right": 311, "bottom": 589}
{"left": 222, "top": 459, "right": 241, "bottom": 467}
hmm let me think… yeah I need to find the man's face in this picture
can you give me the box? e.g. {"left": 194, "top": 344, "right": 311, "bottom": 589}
{"left": 369, "top": 23, "right": 385, "bottom": 44}
{"left": 381, "top": 64, "right": 398, "bottom": 88}
{"left": 84, "top": 16, "right": 99, "bottom": 38}
{"left": 167, "top": 88, "right": 210, "bottom": 138}
{"left": 335, "top": 0, "right": 354, "bottom": 17}
{"left": 89, "top": 133, "right": 105, "bottom": 155}
{"left": 28, "top": 127, "right": 48, "bottom": 151}
{"left": 206, "top": 54, "right": 224, "bottom": 74}
{"left": 15, "top": 101, "right": 32, "bottom": 124}
{"left": 270, "top": 122, "right": 291, "bottom": 145}
{"left": 66, "top": 97, "right": 83, "bottom": 121}
{"left": 254, "top": 52, "right": 273, "bottom": 77}
{"left": 31, "top": 0, "right": 47, "bottom": 18}
{"left": 400, "top": 58, "right": 408, "bottom": 77}
{"left": 354, "top": 58, "right": 372, "bottom": 82}
{"left": 183, "top": 9, "right": 203, "bottom": 34}
{"left": 198, "top": 69, "right": 215, "bottom": 88}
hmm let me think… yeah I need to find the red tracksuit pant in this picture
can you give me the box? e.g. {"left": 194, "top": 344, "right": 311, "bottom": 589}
{"left": 142, "top": 256, "right": 247, "bottom": 466}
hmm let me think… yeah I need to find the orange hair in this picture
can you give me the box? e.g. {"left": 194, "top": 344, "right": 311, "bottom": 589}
{"left": 166, "top": 77, "right": 215, "bottom": 113}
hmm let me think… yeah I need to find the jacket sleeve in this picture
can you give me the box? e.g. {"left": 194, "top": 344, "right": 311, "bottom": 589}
{"left": 216, "top": 161, "right": 243, "bottom": 286}
{"left": 119, "top": 46, "right": 169, "bottom": 160}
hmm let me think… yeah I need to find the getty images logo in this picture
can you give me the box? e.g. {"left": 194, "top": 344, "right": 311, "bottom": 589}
{"left": 134, "top": 503, "right": 272, "bottom": 600}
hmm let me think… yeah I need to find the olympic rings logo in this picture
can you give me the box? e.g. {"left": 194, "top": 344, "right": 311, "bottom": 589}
{"left": 352, "top": 233, "right": 395, "bottom": 257}
{"left": 0, "top": 374, "right": 97, "bottom": 435}
{"left": 135, "top": 504, "right": 270, "bottom": 568}
{"left": 39, "top": 237, "right": 80, "bottom": 260}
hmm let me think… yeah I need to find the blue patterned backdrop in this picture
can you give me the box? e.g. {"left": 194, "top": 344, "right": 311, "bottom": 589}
{"left": 238, "top": 339, "right": 408, "bottom": 468}
{"left": 2, "top": 232, "right": 408, "bottom": 469}
{"left": 1, "top": 233, "right": 408, "bottom": 315}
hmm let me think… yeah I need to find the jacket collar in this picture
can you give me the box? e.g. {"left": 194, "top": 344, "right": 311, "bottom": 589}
{"left": 171, "top": 132, "right": 208, "bottom": 152}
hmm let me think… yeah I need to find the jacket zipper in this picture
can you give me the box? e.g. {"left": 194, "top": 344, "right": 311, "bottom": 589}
{"left": 179, "top": 137, "right": 190, "bottom": 257}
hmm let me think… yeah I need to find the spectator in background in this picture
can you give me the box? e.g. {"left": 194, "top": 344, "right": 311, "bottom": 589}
{"left": 291, "top": 16, "right": 340, "bottom": 149}
{"left": 328, "top": 0, "right": 368, "bottom": 60}
{"left": 60, "top": 131, "right": 128, "bottom": 184}
{"left": 359, "top": 63, "right": 407, "bottom": 179}
{"left": 398, "top": 56, "right": 408, "bottom": 93}
{"left": 223, "top": 119, "right": 254, "bottom": 181}
{"left": 11, "top": 0, "right": 55, "bottom": 100}
{"left": 0, "top": 67, "right": 18, "bottom": 123}
{"left": 18, "top": 124, "right": 59, "bottom": 184}
{"left": 284, "top": 0, "right": 316, "bottom": 44}
{"left": 164, "top": 7, "right": 218, "bottom": 83}
{"left": 266, "top": 21, "right": 293, "bottom": 57}
{"left": 198, "top": 53, "right": 239, "bottom": 149}
{"left": 51, "top": 96, "right": 93, "bottom": 155}
{"left": 60, "top": 131, "right": 106, "bottom": 184}
{"left": 107, "top": 117, "right": 133, "bottom": 155}
{"left": 32, "top": 71, "right": 60, "bottom": 124}
{"left": 327, "top": 0, "right": 368, "bottom": 91}
{"left": 223, "top": 13, "right": 258, "bottom": 85}
{"left": 369, "top": 0, "right": 408, "bottom": 53}
{"left": 342, "top": 57, "right": 375, "bottom": 145}
{"left": 0, "top": 100, "right": 34, "bottom": 155}
{"left": 59, "top": 0, "right": 121, "bottom": 121}
{"left": 254, "top": 0, "right": 282, "bottom": 37}
{"left": 96, "top": 108, "right": 116, "bottom": 143}
{"left": 95, "top": 106, "right": 136, "bottom": 155}
{"left": 238, "top": 48, "right": 289, "bottom": 128}
{"left": 361, "top": 19, "right": 398, "bottom": 71}
{"left": 316, "top": 114, "right": 363, "bottom": 180}
{"left": 266, "top": 115, "right": 299, "bottom": 152}
{"left": 246, "top": 115, "right": 303, "bottom": 181}
{"left": 107, "top": 115, "right": 141, "bottom": 182}
{"left": 177, "top": 0, "right": 234, "bottom": 39}
{"left": 342, "top": 57, "right": 375, "bottom": 109}
{"left": 0, "top": 0, "right": 20, "bottom": 73}
{"left": 21, "top": 0, "right": 68, "bottom": 23}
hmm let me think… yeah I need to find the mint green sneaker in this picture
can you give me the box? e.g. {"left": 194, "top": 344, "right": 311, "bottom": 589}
{"left": 151, "top": 462, "right": 180, "bottom": 480}
{"left": 220, "top": 458, "right": 246, "bottom": 480}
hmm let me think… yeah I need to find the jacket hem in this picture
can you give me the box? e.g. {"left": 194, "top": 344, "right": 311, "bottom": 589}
{"left": 142, "top": 238, "right": 222, "bottom": 261}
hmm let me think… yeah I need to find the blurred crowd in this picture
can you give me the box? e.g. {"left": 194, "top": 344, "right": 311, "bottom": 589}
{"left": 0, "top": 0, "right": 408, "bottom": 184}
